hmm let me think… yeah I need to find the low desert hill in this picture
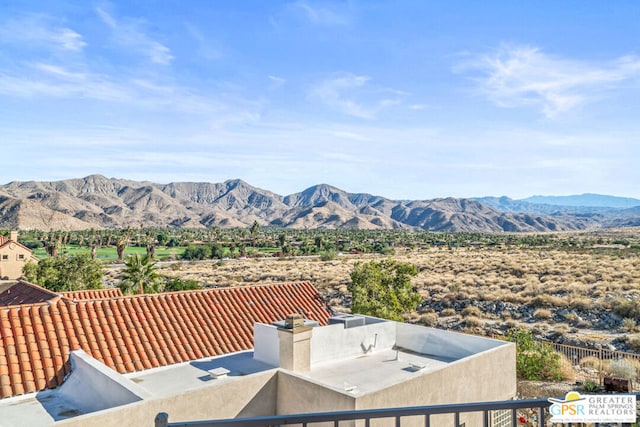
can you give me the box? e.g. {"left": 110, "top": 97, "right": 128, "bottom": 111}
{"left": 0, "top": 175, "right": 636, "bottom": 231}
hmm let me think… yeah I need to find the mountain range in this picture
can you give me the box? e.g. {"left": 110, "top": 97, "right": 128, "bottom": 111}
{"left": 0, "top": 175, "right": 639, "bottom": 232}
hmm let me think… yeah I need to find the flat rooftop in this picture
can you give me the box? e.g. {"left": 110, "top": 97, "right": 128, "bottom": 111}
{"left": 0, "top": 316, "right": 510, "bottom": 426}
{"left": 127, "top": 351, "right": 275, "bottom": 398}
{"left": 306, "top": 348, "right": 454, "bottom": 396}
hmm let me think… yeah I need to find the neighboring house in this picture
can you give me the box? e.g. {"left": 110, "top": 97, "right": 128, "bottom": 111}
{"left": 0, "top": 281, "right": 517, "bottom": 427}
{"left": 0, "top": 231, "right": 38, "bottom": 280}
{"left": 0, "top": 281, "right": 123, "bottom": 306}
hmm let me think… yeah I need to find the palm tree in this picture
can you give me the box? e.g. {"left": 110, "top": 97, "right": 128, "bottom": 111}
{"left": 250, "top": 220, "right": 259, "bottom": 246}
{"left": 116, "top": 237, "right": 127, "bottom": 261}
{"left": 120, "top": 254, "right": 161, "bottom": 294}
{"left": 144, "top": 231, "right": 156, "bottom": 259}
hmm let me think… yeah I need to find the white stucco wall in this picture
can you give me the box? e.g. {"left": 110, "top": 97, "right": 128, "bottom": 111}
{"left": 253, "top": 323, "right": 279, "bottom": 366}
{"left": 57, "top": 369, "right": 279, "bottom": 427}
{"left": 310, "top": 321, "right": 396, "bottom": 365}
{"left": 255, "top": 319, "right": 397, "bottom": 368}
{"left": 57, "top": 350, "right": 149, "bottom": 414}
{"left": 396, "top": 323, "right": 505, "bottom": 359}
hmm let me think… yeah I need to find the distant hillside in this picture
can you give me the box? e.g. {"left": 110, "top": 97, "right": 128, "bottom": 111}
{"left": 473, "top": 196, "right": 616, "bottom": 215}
{"left": 523, "top": 193, "right": 640, "bottom": 208}
{"left": 0, "top": 176, "right": 637, "bottom": 232}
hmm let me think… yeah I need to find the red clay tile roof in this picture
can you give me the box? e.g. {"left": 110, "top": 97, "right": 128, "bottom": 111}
{"left": 0, "top": 281, "right": 59, "bottom": 306}
{"left": 60, "top": 288, "right": 123, "bottom": 300}
{"left": 0, "top": 281, "right": 332, "bottom": 399}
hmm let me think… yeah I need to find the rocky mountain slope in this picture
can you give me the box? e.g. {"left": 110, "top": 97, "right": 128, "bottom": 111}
{"left": 0, "top": 175, "right": 632, "bottom": 231}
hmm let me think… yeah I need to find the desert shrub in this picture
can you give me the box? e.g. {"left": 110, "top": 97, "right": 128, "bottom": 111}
{"left": 533, "top": 308, "right": 552, "bottom": 320}
{"left": 558, "top": 354, "right": 576, "bottom": 381}
{"left": 564, "top": 312, "right": 578, "bottom": 322}
{"left": 553, "top": 324, "right": 570, "bottom": 336}
{"left": 531, "top": 295, "right": 565, "bottom": 308}
{"left": 574, "top": 319, "right": 593, "bottom": 329}
{"left": 580, "top": 356, "right": 601, "bottom": 370}
{"left": 405, "top": 312, "right": 421, "bottom": 322}
{"left": 625, "top": 358, "right": 640, "bottom": 377}
{"left": 608, "top": 359, "right": 637, "bottom": 381}
{"left": 508, "top": 328, "right": 563, "bottom": 381}
{"left": 568, "top": 297, "right": 592, "bottom": 311}
{"left": 626, "top": 334, "right": 640, "bottom": 352}
{"left": 329, "top": 297, "right": 343, "bottom": 306}
{"left": 504, "top": 320, "right": 519, "bottom": 329}
{"left": 440, "top": 308, "right": 456, "bottom": 316}
{"left": 612, "top": 298, "right": 640, "bottom": 321}
{"left": 464, "top": 316, "right": 483, "bottom": 327}
{"left": 461, "top": 306, "right": 482, "bottom": 317}
{"left": 168, "top": 261, "right": 183, "bottom": 271}
{"left": 582, "top": 380, "right": 599, "bottom": 392}
{"left": 621, "top": 317, "right": 637, "bottom": 332}
{"left": 420, "top": 312, "right": 438, "bottom": 326}
{"left": 320, "top": 250, "right": 338, "bottom": 261}
{"left": 532, "top": 323, "right": 549, "bottom": 334}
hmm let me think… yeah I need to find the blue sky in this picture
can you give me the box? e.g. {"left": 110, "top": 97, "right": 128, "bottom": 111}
{"left": 1, "top": 1, "right": 639, "bottom": 200}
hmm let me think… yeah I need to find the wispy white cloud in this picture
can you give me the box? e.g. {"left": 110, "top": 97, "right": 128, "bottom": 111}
{"left": 288, "top": 1, "right": 351, "bottom": 27}
{"left": 0, "top": 62, "right": 232, "bottom": 116}
{"left": 0, "top": 14, "right": 86, "bottom": 51}
{"left": 32, "top": 63, "right": 88, "bottom": 80}
{"left": 0, "top": 62, "right": 132, "bottom": 101}
{"left": 268, "top": 75, "right": 286, "bottom": 90}
{"left": 456, "top": 44, "right": 640, "bottom": 118}
{"left": 309, "top": 73, "right": 404, "bottom": 119}
{"left": 96, "top": 7, "right": 174, "bottom": 65}
{"left": 184, "top": 23, "right": 223, "bottom": 61}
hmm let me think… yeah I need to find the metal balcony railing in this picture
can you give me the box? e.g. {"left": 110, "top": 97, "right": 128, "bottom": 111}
{"left": 154, "top": 397, "right": 555, "bottom": 427}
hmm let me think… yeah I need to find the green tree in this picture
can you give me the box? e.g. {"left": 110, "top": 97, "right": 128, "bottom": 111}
{"left": 23, "top": 254, "right": 104, "bottom": 292}
{"left": 157, "top": 232, "right": 169, "bottom": 246}
{"left": 163, "top": 277, "right": 201, "bottom": 292}
{"left": 348, "top": 259, "right": 420, "bottom": 321}
{"left": 507, "top": 328, "right": 562, "bottom": 381}
{"left": 120, "top": 254, "right": 161, "bottom": 295}
{"left": 210, "top": 243, "right": 225, "bottom": 259}
{"left": 182, "top": 244, "right": 211, "bottom": 260}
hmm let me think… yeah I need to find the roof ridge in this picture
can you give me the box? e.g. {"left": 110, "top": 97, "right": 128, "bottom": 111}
{"left": 0, "top": 299, "right": 59, "bottom": 310}
{"left": 83, "top": 281, "right": 315, "bottom": 301}
{"left": 14, "top": 280, "right": 60, "bottom": 295}
{"left": 0, "top": 239, "right": 38, "bottom": 254}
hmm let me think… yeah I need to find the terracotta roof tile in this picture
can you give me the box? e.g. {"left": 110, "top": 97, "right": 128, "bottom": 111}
{"left": 60, "top": 288, "right": 123, "bottom": 301}
{"left": 0, "top": 281, "right": 332, "bottom": 399}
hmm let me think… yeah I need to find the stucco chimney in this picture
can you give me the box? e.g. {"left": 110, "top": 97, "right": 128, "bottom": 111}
{"left": 9, "top": 231, "right": 18, "bottom": 242}
{"left": 277, "top": 314, "right": 312, "bottom": 373}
